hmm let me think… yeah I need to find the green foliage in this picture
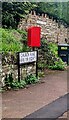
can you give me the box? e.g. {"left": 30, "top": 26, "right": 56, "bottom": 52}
{"left": 4, "top": 73, "right": 13, "bottom": 88}
{"left": 48, "top": 42, "right": 67, "bottom": 70}
{"left": 1, "top": 28, "right": 23, "bottom": 52}
{"left": 2, "top": 2, "right": 37, "bottom": 29}
{"left": 1, "top": 28, "right": 31, "bottom": 53}
{"left": 17, "top": 29, "right": 31, "bottom": 52}
{"left": 48, "top": 42, "right": 58, "bottom": 57}
{"left": 38, "top": 62, "right": 47, "bottom": 70}
{"left": 4, "top": 73, "right": 38, "bottom": 90}
{"left": 4, "top": 73, "right": 26, "bottom": 89}
{"left": 12, "top": 80, "right": 26, "bottom": 89}
{"left": 39, "top": 39, "right": 66, "bottom": 70}
{"left": 0, "top": 87, "right": 4, "bottom": 92}
{"left": 24, "top": 74, "right": 38, "bottom": 84}
{"left": 36, "top": 2, "right": 69, "bottom": 25}
{"left": 2, "top": 2, "right": 69, "bottom": 29}
{"left": 38, "top": 72, "right": 45, "bottom": 77}
{"left": 48, "top": 58, "right": 66, "bottom": 70}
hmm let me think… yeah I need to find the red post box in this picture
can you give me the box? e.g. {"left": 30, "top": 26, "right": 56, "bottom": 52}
{"left": 27, "top": 26, "right": 41, "bottom": 47}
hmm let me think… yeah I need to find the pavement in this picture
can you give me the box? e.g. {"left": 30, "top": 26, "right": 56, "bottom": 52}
{"left": 2, "top": 68, "right": 68, "bottom": 119}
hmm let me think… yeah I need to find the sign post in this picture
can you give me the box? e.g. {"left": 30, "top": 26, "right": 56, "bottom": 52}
{"left": 27, "top": 26, "right": 41, "bottom": 78}
{"left": 17, "top": 51, "right": 37, "bottom": 82}
{"left": 36, "top": 50, "right": 38, "bottom": 78}
{"left": 17, "top": 53, "right": 20, "bottom": 82}
{"left": 17, "top": 26, "right": 41, "bottom": 82}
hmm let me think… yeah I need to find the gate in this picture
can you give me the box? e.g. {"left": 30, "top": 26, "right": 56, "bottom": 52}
{"left": 58, "top": 44, "right": 69, "bottom": 65}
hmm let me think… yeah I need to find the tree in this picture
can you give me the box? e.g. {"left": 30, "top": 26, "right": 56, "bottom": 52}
{"left": 35, "top": 2, "right": 69, "bottom": 26}
{"left": 2, "top": 2, "right": 69, "bottom": 29}
{"left": 2, "top": 2, "right": 37, "bottom": 29}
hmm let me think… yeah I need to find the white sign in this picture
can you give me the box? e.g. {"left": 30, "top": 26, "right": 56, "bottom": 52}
{"left": 37, "top": 20, "right": 46, "bottom": 25}
{"left": 19, "top": 51, "right": 37, "bottom": 64}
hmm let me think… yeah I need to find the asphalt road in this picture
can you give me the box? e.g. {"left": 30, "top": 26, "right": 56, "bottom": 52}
{"left": 22, "top": 93, "right": 69, "bottom": 119}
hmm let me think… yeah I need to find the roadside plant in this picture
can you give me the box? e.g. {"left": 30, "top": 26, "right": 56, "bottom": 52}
{"left": 4, "top": 73, "right": 39, "bottom": 90}
{"left": 4, "top": 73, "right": 26, "bottom": 89}
{"left": 24, "top": 74, "right": 38, "bottom": 84}
{"left": 48, "top": 58, "right": 67, "bottom": 70}
{"left": 12, "top": 80, "right": 26, "bottom": 89}
{"left": 38, "top": 40, "right": 67, "bottom": 70}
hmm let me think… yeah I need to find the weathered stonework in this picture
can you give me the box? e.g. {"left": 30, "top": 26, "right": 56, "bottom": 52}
{"left": 1, "top": 12, "right": 69, "bottom": 86}
{"left": 18, "top": 11, "right": 69, "bottom": 44}
{"left": 1, "top": 53, "right": 36, "bottom": 86}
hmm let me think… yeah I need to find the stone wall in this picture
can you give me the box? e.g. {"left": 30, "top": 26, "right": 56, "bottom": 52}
{"left": 1, "top": 53, "right": 36, "bottom": 86}
{"left": 18, "top": 11, "right": 68, "bottom": 44}
{"left": 0, "top": 54, "right": 2, "bottom": 86}
{"left": 1, "top": 12, "right": 69, "bottom": 86}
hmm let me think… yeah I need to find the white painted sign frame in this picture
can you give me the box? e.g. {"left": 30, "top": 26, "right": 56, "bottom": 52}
{"left": 19, "top": 51, "right": 37, "bottom": 65}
